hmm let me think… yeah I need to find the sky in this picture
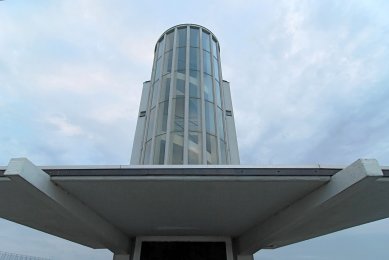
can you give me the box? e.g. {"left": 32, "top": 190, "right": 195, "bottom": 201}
{"left": 1, "top": 0, "right": 389, "bottom": 259}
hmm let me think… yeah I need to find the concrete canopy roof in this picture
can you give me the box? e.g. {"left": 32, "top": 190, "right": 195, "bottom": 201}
{"left": 1, "top": 158, "right": 389, "bottom": 255}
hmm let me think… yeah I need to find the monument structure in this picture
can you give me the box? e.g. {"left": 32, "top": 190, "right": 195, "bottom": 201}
{"left": 1, "top": 24, "right": 389, "bottom": 260}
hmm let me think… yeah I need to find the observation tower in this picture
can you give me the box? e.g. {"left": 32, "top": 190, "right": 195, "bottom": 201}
{"left": 131, "top": 24, "right": 239, "bottom": 165}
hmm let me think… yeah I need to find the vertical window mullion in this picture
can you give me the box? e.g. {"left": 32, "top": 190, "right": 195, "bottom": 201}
{"left": 163, "top": 28, "right": 178, "bottom": 164}
{"left": 209, "top": 36, "right": 221, "bottom": 164}
{"left": 184, "top": 26, "right": 190, "bottom": 164}
{"left": 199, "top": 28, "right": 206, "bottom": 164}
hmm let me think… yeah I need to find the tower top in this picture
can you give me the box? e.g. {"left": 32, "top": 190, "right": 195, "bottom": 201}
{"left": 154, "top": 24, "right": 221, "bottom": 55}
{"left": 156, "top": 24, "right": 220, "bottom": 44}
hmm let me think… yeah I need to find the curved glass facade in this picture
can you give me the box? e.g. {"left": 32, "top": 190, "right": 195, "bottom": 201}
{"left": 133, "top": 24, "right": 239, "bottom": 165}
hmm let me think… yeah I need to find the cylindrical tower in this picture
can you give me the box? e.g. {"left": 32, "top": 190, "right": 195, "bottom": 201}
{"left": 131, "top": 24, "right": 239, "bottom": 165}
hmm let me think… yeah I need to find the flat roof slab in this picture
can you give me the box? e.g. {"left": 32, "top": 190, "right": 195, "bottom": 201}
{"left": 53, "top": 175, "right": 328, "bottom": 236}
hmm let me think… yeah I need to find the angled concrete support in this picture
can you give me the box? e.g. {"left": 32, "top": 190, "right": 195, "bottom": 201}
{"left": 4, "top": 158, "right": 131, "bottom": 254}
{"left": 113, "top": 254, "right": 130, "bottom": 260}
{"left": 236, "top": 255, "right": 253, "bottom": 260}
{"left": 236, "top": 159, "right": 383, "bottom": 254}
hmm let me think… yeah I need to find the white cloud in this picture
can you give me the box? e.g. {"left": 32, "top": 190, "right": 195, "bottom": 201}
{"left": 45, "top": 114, "right": 85, "bottom": 137}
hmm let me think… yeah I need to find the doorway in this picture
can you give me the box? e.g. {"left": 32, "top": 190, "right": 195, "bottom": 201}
{"left": 140, "top": 241, "right": 227, "bottom": 260}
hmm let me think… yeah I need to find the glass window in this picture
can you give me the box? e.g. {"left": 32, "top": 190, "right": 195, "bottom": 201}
{"left": 143, "top": 140, "right": 152, "bottom": 164}
{"left": 213, "top": 57, "right": 219, "bottom": 82}
{"left": 206, "top": 134, "right": 218, "bottom": 164}
{"left": 176, "top": 47, "right": 186, "bottom": 73}
{"left": 212, "top": 39, "right": 218, "bottom": 59}
{"left": 171, "top": 132, "right": 184, "bottom": 164}
{"left": 188, "top": 132, "right": 201, "bottom": 164}
{"left": 160, "top": 76, "right": 170, "bottom": 102}
{"left": 189, "top": 47, "right": 199, "bottom": 71}
{"left": 190, "top": 28, "right": 199, "bottom": 47}
{"left": 146, "top": 108, "right": 155, "bottom": 140}
{"left": 165, "top": 31, "right": 174, "bottom": 52}
{"left": 190, "top": 67, "right": 199, "bottom": 78}
{"left": 189, "top": 98, "right": 201, "bottom": 132}
{"left": 151, "top": 80, "right": 159, "bottom": 107}
{"left": 175, "top": 78, "right": 185, "bottom": 97}
{"left": 205, "top": 101, "right": 215, "bottom": 135}
{"left": 156, "top": 101, "right": 169, "bottom": 135}
{"left": 204, "top": 74, "right": 214, "bottom": 102}
{"left": 163, "top": 50, "right": 173, "bottom": 75}
{"left": 189, "top": 71, "right": 200, "bottom": 98}
{"left": 203, "top": 51, "right": 211, "bottom": 75}
{"left": 158, "top": 38, "right": 165, "bottom": 58}
{"left": 220, "top": 139, "right": 227, "bottom": 164}
{"left": 177, "top": 28, "right": 187, "bottom": 47}
{"left": 154, "top": 58, "right": 161, "bottom": 81}
{"left": 153, "top": 134, "right": 166, "bottom": 164}
{"left": 202, "top": 31, "right": 210, "bottom": 52}
{"left": 217, "top": 108, "right": 225, "bottom": 140}
{"left": 215, "top": 81, "right": 222, "bottom": 107}
{"left": 173, "top": 98, "right": 185, "bottom": 132}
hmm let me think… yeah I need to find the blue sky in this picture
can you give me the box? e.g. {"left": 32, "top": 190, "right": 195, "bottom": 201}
{"left": 1, "top": 0, "right": 389, "bottom": 259}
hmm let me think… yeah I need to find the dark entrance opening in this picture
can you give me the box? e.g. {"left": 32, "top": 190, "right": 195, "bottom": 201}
{"left": 140, "top": 241, "right": 227, "bottom": 260}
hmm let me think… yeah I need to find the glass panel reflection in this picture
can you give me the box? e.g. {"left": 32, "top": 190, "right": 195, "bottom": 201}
{"left": 189, "top": 98, "right": 201, "bottom": 131}
{"left": 189, "top": 47, "right": 199, "bottom": 71}
{"left": 212, "top": 39, "right": 218, "bottom": 59}
{"left": 153, "top": 134, "right": 166, "bottom": 164}
{"left": 205, "top": 101, "right": 215, "bottom": 135}
{"left": 176, "top": 47, "right": 186, "bottom": 73}
{"left": 203, "top": 51, "right": 211, "bottom": 75}
{"left": 175, "top": 77, "right": 185, "bottom": 97}
{"left": 165, "top": 31, "right": 174, "bottom": 52}
{"left": 171, "top": 132, "right": 184, "bottom": 164}
{"left": 190, "top": 28, "right": 199, "bottom": 47}
{"left": 215, "top": 81, "right": 222, "bottom": 107}
{"left": 202, "top": 31, "right": 210, "bottom": 51}
{"left": 163, "top": 50, "right": 173, "bottom": 75}
{"left": 204, "top": 74, "right": 214, "bottom": 102}
{"left": 213, "top": 57, "right": 219, "bottom": 82}
{"left": 160, "top": 76, "right": 170, "bottom": 102}
{"left": 189, "top": 71, "right": 200, "bottom": 98}
{"left": 173, "top": 98, "right": 185, "bottom": 132}
{"left": 156, "top": 101, "right": 169, "bottom": 135}
{"left": 206, "top": 134, "right": 218, "bottom": 164}
{"left": 189, "top": 132, "right": 202, "bottom": 164}
{"left": 154, "top": 58, "right": 162, "bottom": 81}
{"left": 177, "top": 28, "right": 187, "bottom": 47}
{"left": 158, "top": 38, "right": 164, "bottom": 58}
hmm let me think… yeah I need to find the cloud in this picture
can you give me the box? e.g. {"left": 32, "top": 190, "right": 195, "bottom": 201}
{"left": 46, "top": 114, "right": 84, "bottom": 137}
{"left": 225, "top": 0, "right": 389, "bottom": 165}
